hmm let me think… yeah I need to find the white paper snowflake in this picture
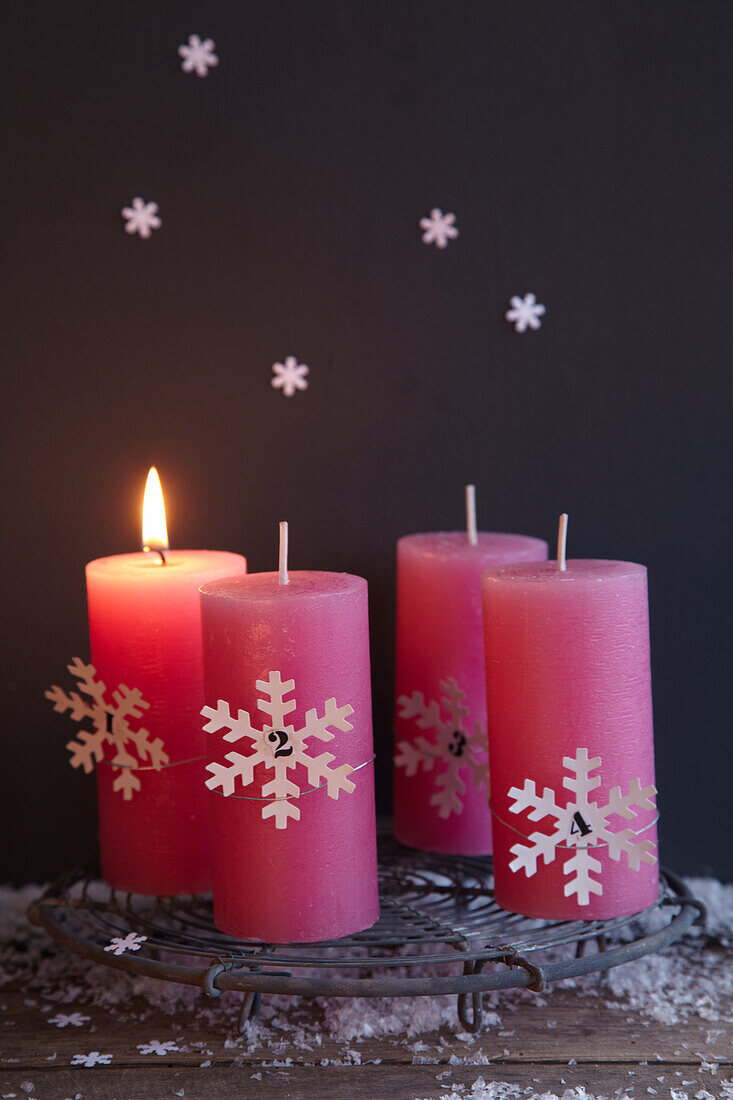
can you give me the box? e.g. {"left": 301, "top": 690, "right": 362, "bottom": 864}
{"left": 507, "top": 747, "right": 658, "bottom": 905}
{"left": 394, "top": 679, "right": 488, "bottom": 818}
{"left": 45, "top": 659, "right": 168, "bottom": 800}
{"left": 138, "top": 1039, "right": 180, "bottom": 1056}
{"left": 70, "top": 1051, "right": 113, "bottom": 1067}
{"left": 419, "top": 207, "right": 458, "bottom": 249}
{"left": 48, "top": 1013, "right": 90, "bottom": 1028}
{"left": 104, "top": 932, "right": 147, "bottom": 956}
{"left": 178, "top": 34, "right": 219, "bottom": 77}
{"left": 202, "top": 671, "right": 356, "bottom": 829}
{"left": 121, "top": 197, "right": 161, "bottom": 239}
{"left": 505, "top": 292, "right": 545, "bottom": 332}
{"left": 271, "top": 356, "right": 309, "bottom": 397}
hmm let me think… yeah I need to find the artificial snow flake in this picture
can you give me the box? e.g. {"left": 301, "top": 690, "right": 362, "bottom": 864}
{"left": 420, "top": 207, "right": 458, "bottom": 249}
{"left": 507, "top": 747, "right": 658, "bottom": 905}
{"left": 178, "top": 34, "right": 219, "bottom": 77}
{"left": 45, "top": 659, "right": 168, "bottom": 800}
{"left": 70, "top": 1051, "right": 113, "bottom": 1067}
{"left": 104, "top": 932, "right": 147, "bottom": 956}
{"left": 121, "top": 197, "right": 161, "bottom": 239}
{"left": 202, "top": 671, "right": 356, "bottom": 829}
{"left": 505, "top": 292, "right": 545, "bottom": 332}
{"left": 137, "top": 1039, "right": 180, "bottom": 1056}
{"left": 48, "top": 1012, "right": 90, "bottom": 1028}
{"left": 394, "top": 678, "right": 488, "bottom": 818}
{"left": 271, "top": 356, "right": 309, "bottom": 397}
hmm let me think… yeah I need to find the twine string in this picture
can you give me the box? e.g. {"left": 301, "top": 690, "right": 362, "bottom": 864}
{"left": 98, "top": 755, "right": 206, "bottom": 772}
{"left": 488, "top": 802, "right": 659, "bottom": 853}
{"left": 99, "top": 753, "right": 376, "bottom": 801}
{"left": 394, "top": 744, "right": 657, "bottom": 854}
{"left": 209, "top": 755, "right": 377, "bottom": 802}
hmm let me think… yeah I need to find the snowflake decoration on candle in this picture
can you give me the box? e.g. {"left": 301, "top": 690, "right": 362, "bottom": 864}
{"left": 505, "top": 292, "right": 545, "bottom": 332}
{"left": 121, "top": 197, "right": 161, "bottom": 239}
{"left": 394, "top": 678, "right": 488, "bottom": 818}
{"left": 45, "top": 658, "right": 168, "bottom": 800}
{"left": 271, "top": 355, "right": 309, "bottom": 397}
{"left": 419, "top": 207, "right": 459, "bottom": 249}
{"left": 202, "top": 671, "right": 356, "bottom": 829}
{"left": 178, "top": 34, "right": 219, "bottom": 77}
{"left": 104, "top": 932, "right": 147, "bottom": 956}
{"left": 506, "top": 748, "right": 658, "bottom": 906}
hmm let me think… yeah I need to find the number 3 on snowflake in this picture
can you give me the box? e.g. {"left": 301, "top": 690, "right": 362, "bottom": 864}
{"left": 393, "top": 678, "right": 488, "bottom": 818}
{"left": 201, "top": 671, "right": 357, "bottom": 829}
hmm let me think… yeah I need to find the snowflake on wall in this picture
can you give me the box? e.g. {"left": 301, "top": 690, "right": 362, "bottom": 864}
{"left": 104, "top": 932, "right": 147, "bottom": 956}
{"left": 394, "top": 678, "right": 488, "bottom": 818}
{"left": 45, "top": 658, "right": 168, "bottom": 800}
{"left": 420, "top": 207, "right": 459, "bottom": 249}
{"left": 178, "top": 34, "right": 219, "bottom": 77}
{"left": 121, "top": 197, "right": 161, "bottom": 239}
{"left": 70, "top": 1051, "right": 113, "bottom": 1067}
{"left": 505, "top": 292, "right": 545, "bottom": 332}
{"left": 271, "top": 356, "right": 309, "bottom": 397}
{"left": 202, "top": 671, "right": 356, "bottom": 829}
{"left": 506, "top": 747, "right": 658, "bottom": 906}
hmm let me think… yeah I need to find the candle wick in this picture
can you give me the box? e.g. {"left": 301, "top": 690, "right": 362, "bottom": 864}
{"left": 144, "top": 546, "right": 167, "bottom": 565}
{"left": 279, "top": 521, "right": 289, "bottom": 585}
{"left": 465, "top": 484, "right": 478, "bottom": 546}
{"left": 557, "top": 513, "right": 568, "bottom": 572}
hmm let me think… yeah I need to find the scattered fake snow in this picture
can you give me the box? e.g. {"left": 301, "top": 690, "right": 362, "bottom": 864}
{"left": 429, "top": 1084, "right": 733, "bottom": 1100}
{"left": 0, "top": 878, "right": 730, "bottom": 1090}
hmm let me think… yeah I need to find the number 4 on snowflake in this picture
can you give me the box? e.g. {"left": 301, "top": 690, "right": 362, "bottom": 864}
{"left": 506, "top": 748, "right": 658, "bottom": 906}
{"left": 202, "top": 671, "right": 357, "bottom": 829}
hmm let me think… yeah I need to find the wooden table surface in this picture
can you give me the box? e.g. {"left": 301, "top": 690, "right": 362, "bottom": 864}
{"left": 2, "top": 963, "right": 731, "bottom": 1099}
{"left": 2, "top": 866, "right": 731, "bottom": 1100}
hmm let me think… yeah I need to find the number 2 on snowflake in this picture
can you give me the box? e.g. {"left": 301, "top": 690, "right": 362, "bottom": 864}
{"left": 201, "top": 671, "right": 356, "bottom": 829}
{"left": 267, "top": 729, "right": 293, "bottom": 758}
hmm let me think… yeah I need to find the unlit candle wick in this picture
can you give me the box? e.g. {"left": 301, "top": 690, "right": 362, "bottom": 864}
{"left": 557, "top": 513, "right": 568, "bottom": 572}
{"left": 279, "top": 520, "right": 289, "bottom": 585}
{"left": 465, "top": 484, "right": 478, "bottom": 546}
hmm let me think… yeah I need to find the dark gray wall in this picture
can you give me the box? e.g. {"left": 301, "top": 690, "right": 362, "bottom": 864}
{"left": 2, "top": 0, "right": 731, "bottom": 882}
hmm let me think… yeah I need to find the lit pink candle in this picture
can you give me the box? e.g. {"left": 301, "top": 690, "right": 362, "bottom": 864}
{"left": 200, "top": 524, "right": 379, "bottom": 942}
{"left": 482, "top": 517, "right": 659, "bottom": 919}
{"left": 394, "top": 487, "right": 548, "bottom": 854}
{"left": 86, "top": 469, "right": 247, "bottom": 895}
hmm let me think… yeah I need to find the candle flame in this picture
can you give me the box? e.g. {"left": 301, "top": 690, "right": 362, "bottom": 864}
{"left": 142, "top": 467, "right": 169, "bottom": 551}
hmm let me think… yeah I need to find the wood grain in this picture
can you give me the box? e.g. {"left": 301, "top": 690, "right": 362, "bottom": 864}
{"left": 2, "top": 983, "right": 730, "bottom": 1098}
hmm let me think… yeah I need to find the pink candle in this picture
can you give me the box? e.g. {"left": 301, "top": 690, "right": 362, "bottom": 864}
{"left": 394, "top": 504, "right": 548, "bottom": 855}
{"left": 482, "top": 555, "right": 659, "bottom": 919}
{"left": 85, "top": 470, "right": 247, "bottom": 895}
{"left": 200, "top": 556, "right": 379, "bottom": 942}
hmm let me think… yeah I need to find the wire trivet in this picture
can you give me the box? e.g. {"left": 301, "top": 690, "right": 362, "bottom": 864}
{"left": 28, "top": 834, "right": 704, "bottom": 1033}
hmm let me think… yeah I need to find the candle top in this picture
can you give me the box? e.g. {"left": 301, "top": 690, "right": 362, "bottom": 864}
{"left": 482, "top": 559, "right": 647, "bottom": 587}
{"left": 200, "top": 570, "right": 366, "bottom": 604}
{"left": 399, "top": 531, "right": 548, "bottom": 563}
{"left": 87, "top": 549, "right": 245, "bottom": 580}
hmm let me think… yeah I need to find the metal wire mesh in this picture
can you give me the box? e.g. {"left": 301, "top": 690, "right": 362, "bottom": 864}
{"left": 29, "top": 835, "right": 703, "bottom": 1033}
